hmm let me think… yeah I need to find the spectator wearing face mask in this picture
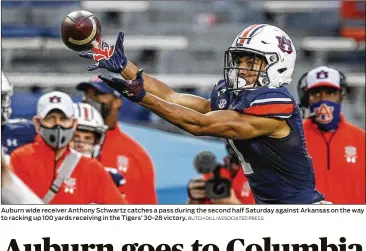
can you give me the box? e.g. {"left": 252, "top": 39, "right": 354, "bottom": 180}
{"left": 297, "top": 66, "right": 365, "bottom": 204}
{"left": 10, "top": 91, "right": 128, "bottom": 204}
{"left": 76, "top": 77, "right": 157, "bottom": 204}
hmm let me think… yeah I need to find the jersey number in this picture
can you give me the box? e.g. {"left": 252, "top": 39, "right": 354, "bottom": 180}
{"left": 6, "top": 138, "right": 18, "bottom": 147}
{"left": 227, "top": 139, "right": 254, "bottom": 175}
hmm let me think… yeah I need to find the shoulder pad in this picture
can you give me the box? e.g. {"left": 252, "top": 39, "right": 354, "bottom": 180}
{"left": 210, "top": 80, "right": 230, "bottom": 111}
{"left": 2, "top": 118, "right": 37, "bottom": 155}
{"left": 231, "top": 87, "right": 295, "bottom": 119}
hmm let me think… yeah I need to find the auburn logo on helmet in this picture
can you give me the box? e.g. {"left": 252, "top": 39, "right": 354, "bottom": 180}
{"left": 276, "top": 35, "right": 293, "bottom": 54}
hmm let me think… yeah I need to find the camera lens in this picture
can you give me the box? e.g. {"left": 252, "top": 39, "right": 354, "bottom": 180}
{"left": 213, "top": 182, "right": 227, "bottom": 195}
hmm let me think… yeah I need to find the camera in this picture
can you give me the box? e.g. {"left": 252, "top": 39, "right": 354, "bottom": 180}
{"left": 193, "top": 151, "right": 232, "bottom": 199}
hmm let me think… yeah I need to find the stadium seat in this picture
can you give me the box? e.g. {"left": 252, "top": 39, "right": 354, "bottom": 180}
{"left": 28, "top": 1, "right": 80, "bottom": 7}
{"left": 11, "top": 92, "right": 42, "bottom": 120}
{"left": 81, "top": 1, "right": 148, "bottom": 12}
{"left": 301, "top": 36, "right": 363, "bottom": 66}
{"left": 340, "top": 1, "right": 365, "bottom": 42}
{"left": 341, "top": 28, "right": 365, "bottom": 42}
{"left": 1, "top": 1, "right": 79, "bottom": 38}
{"left": 1, "top": 1, "right": 30, "bottom": 7}
{"left": 1, "top": 25, "right": 44, "bottom": 38}
{"left": 1, "top": 24, "right": 60, "bottom": 38}
{"left": 1, "top": 1, "right": 80, "bottom": 7}
{"left": 263, "top": 1, "right": 340, "bottom": 29}
{"left": 11, "top": 92, "right": 83, "bottom": 120}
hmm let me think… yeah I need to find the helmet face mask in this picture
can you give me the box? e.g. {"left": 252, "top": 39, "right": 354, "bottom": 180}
{"left": 1, "top": 72, "right": 13, "bottom": 125}
{"left": 72, "top": 127, "right": 104, "bottom": 158}
{"left": 224, "top": 48, "right": 279, "bottom": 90}
{"left": 224, "top": 24, "right": 296, "bottom": 90}
{"left": 1, "top": 90, "right": 13, "bottom": 125}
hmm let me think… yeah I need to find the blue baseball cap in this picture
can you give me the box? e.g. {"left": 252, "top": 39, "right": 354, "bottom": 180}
{"left": 77, "top": 76, "right": 121, "bottom": 98}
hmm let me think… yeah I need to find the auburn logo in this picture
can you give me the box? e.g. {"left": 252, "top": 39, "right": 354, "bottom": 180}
{"left": 92, "top": 45, "right": 115, "bottom": 61}
{"left": 314, "top": 103, "right": 334, "bottom": 124}
{"left": 316, "top": 70, "right": 329, "bottom": 79}
{"left": 276, "top": 35, "right": 293, "bottom": 54}
{"left": 49, "top": 96, "right": 61, "bottom": 103}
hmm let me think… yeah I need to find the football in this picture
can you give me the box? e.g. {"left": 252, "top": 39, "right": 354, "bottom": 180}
{"left": 61, "top": 10, "right": 102, "bottom": 51}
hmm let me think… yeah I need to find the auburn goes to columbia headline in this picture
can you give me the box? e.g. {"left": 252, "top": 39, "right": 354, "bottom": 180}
{"left": 6, "top": 237, "right": 362, "bottom": 251}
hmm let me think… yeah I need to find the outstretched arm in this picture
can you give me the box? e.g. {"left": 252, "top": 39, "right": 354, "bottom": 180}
{"left": 121, "top": 61, "right": 211, "bottom": 114}
{"left": 139, "top": 92, "right": 285, "bottom": 140}
{"left": 79, "top": 32, "right": 211, "bottom": 113}
{"left": 78, "top": 32, "right": 211, "bottom": 114}
{"left": 98, "top": 72, "right": 287, "bottom": 140}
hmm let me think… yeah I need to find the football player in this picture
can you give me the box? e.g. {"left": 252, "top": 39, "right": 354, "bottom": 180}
{"left": 79, "top": 24, "right": 325, "bottom": 204}
{"left": 1, "top": 71, "right": 37, "bottom": 165}
{"left": 71, "top": 102, "right": 126, "bottom": 188}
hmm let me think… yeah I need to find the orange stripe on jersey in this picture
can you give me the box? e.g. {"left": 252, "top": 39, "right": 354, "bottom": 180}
{"left": 244, "top": 103, "right": 294, "bottom": 116}
{"left": 239, "top": 24, "right": 260, "bottom": 44}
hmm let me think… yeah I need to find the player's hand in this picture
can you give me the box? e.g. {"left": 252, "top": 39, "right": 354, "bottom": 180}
{"left": 79, "top": 32, "right": 128, "bottom": 73}
{"left": 187, "top": 178, "right": 207, "bottom": 201}
{"left": 98, "top": 69, "right": 146, "bottom": 102}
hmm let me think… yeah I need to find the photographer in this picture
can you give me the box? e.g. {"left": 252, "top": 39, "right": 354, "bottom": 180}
{"left": 187, "top": 144, "right": 255, "bottom": 204}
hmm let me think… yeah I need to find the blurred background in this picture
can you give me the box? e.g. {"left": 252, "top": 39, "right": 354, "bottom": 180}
{"left": 1, "top": 0, "right": 365, "bottom": 203}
